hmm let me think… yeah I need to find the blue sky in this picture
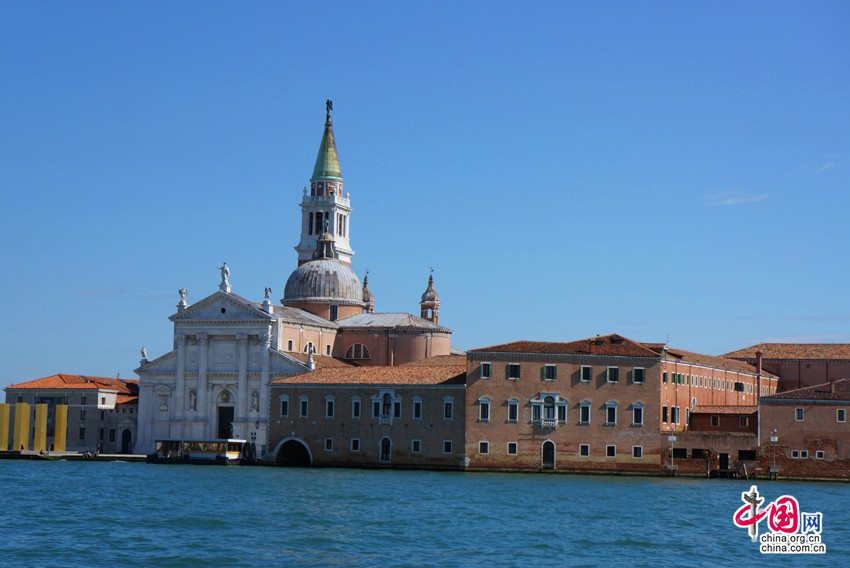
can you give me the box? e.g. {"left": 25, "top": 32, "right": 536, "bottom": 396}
{"left": 2, "top": 2, "right": 848, "bottom": 390}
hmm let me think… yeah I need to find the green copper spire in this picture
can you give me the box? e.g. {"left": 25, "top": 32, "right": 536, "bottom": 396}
{"left": 311, "top": 100, "right": 342, "bottom": 181}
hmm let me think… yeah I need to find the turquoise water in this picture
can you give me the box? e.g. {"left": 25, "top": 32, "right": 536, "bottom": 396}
{"left": 0, "top": 461, "right": 846, "bottom": 567}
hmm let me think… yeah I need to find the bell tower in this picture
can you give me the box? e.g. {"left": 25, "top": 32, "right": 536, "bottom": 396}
{"left": 295, "top": 100, "right": 354, "bottom": 266}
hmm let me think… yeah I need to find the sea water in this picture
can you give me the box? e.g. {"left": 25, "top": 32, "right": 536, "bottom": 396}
{"left": 0, "top": 460, "right": 846, "bottom": 567}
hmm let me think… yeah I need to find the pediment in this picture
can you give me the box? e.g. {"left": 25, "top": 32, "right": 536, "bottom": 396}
{"left": 135, "top": 350, "right": 177, "bottom": 374}
{"left": 170, "top": 291, "right": 273, "bottom": 323}
{"left": 269, "top": 350, "right": 312, "bottom": 375}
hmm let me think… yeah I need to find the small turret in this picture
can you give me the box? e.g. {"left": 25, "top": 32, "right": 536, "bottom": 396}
{"left": 419, "top": 272, "right": 440, "bottom": 324}
{"left": 362, "top": 272, "right": 375, "bottom": 313}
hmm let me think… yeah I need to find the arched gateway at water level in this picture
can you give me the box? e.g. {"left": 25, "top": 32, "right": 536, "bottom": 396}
{"left": 274, "top": 438, "right": 312, "bottom": 467}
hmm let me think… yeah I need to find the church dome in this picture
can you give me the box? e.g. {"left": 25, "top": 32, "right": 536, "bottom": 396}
{"left": 283, "top": 260, "right": 365, "bottom": 307}
{"left": 421, "top": 274, "right": 440, "bottom": 303}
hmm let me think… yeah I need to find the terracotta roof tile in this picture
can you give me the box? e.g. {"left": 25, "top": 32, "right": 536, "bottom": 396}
{"left": 723, "top": 343, "right": 850, "bottom": 360}
{"left": 285, "top": 353, "right": 359, "bottom": 368}
{"left": 6, "top": 374, "right": 138, "bottom": 394}
{"left": 761, "top": 378, "right": 850, "bottom": 402}
{"left": 116, "top": 395, "right": 138, "bottom": 405}
{"left": 470, "top": 334, "right": 659, "bottom": 358}
{"left": 271, "top": 358, "right": 466, "bottom": 386}
{"left": 691, "top": 406, "right": 758, "bottom": 415}
{"left": 662, "top": 348, "right": 775, "bottom": 377}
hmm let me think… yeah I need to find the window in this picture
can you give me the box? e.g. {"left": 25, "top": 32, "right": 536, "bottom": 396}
{"left": 579, "top": 402, "right": 590, "bottom": 424}
{"left": 393, "top": 401, "right": 401, "bottom": 419}
{"left": 670, "top": 406, "right": 680, "bottom": 424}
{"left": 632, "top": 404, "right": 643, "bottom": 426}
{"left": 299, "top": 397, "right": 308, "bottom": 418}
{"left": 607, "top": 367, "right": 619, "bottom": 383}
{"left": 800, "top": 450, "right": 809, "bottom": 458}
{"left": 632, "top": 446, "right": 643, "bottom": 458}
{"left": 329, "top": 305, "right": 338, "bottom": 321}
{"left": 662, "top": 406, "right": 668, "bottom": 423}
{"left": 791, "top": 450, "right": 799, "bottom": 458}
{"left": 507, "top": 364, "right": 521, "bottom": 380}
{"left": 663, "top": 372, "right": 668, "bottom": 384}
{"left": 507, "top": 399, "right": 519, "bottom": 422}
{"left": 80, "top": 409, "right": 86, "bottom": 420}
{"left": 411, "top": 440, "right": 421, "bottom": 453}
{"left": 605, "top": 401, "right": 617, "bottom": 425}
{"left": 838, "top": 409, "right": 846, "bottom": 423}
{"left": 101, "top": 397, "right": 106, "bottom": 406}
{"left": 344, "top": 343, "right": 371, "bottom": 360}
{"left": 326, "top": 344, "right": 331, "bottom": 355}
{"left": 480, "top": 362, "right": 492, "bottom": 379}
{"left": 478, "top": 398, "right": 490, "bottom": 421}
{"left": 507, "top": 442, "right": 518, "bottom": 455}
{"left": 543, "top": 365, "right": 557, "bottom": 381}
{"left": 606, "top": 445, "right": 616, "bottom": 458}
{"left": 412, "top": 398, "right": 422, "bottom": 420}
{"left": 557, "top": 404, "right": 566, "bottom": 423}
{"left": 795, "top": 408, "right": 804, "bottom": 421}
{"left": 443, "top": 441, "right": 452, "bottom": 454}
{"left": 351, "top": 438, "right": 360, "bottom": 452}
{"left": 81, "top": 395, "right": 87, "bottom": 405}
{"left": 543, "top": 396, "right": 555, "bottom": 420}
{"left": 279, "top": 396, "right": 289, "bottom": 417}
{"left": 443, "top": 398, "right": 454, "bottom": 420}
{"left": 532, "top": 404, "right": 541, "bottom": 422}
{"left": 738, "top": 416, "right": 748, "bottom": 428}
{"left": 288, "top": 340, "right": 293, "bottom": 351}
{"left": 325, "top": 398, "right": 335, "bottom": 418}
{"left": 479, "top": 441, "right": 489, "bottom": 454}
{"left": 351, "top": 397, "right": 361, "bottom": 419}
{"left": 816, "top": 450, "right": 825, "bottom": 459}
{"left": 580, "top": 366, "right": 593, "bottom": 382}
{"left": 324, "top": 438, "right": 333, "bottom": 451}
{"left": 372, "top": 401, "right": 381, "bottom": 418}
{"left": 711, "top": 415, "right": 719, "bottom": 427}
{"left": 579, "top": 444, "right": 590, "bottom": 457}
{"left": 633, "top": 368, "right": 645, "bottom": 384}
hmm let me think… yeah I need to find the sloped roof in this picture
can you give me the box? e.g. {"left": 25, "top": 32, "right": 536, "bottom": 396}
{"left": 691, "top": 405, "right": 758, "bottom": 415}
{"left": 271, "top": 356, "right": 466, "bottom": 386}
{"left": 470, "top": 334, "right": 660, "bottom": 358}
{"left": 286, "top": 353, "right": 359, "bottom": 369}
{"left": 723, "top": 343, "right": 850, "bottom": 360}
{"left": 337, "top": 312, "right": 451, "bottom": 332}
{"left": 761, "top": 379, "right": 850, "bottom": 402}
{"left": 660, "top": 347, "right": 776, "bottom": 377}
{"left": 116, "top": 395, "right": 139, "bottom": 405}
{"left": 6, "top": 374, "right": 138, "bottom": 395}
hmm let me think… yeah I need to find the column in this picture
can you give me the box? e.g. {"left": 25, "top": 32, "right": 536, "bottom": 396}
{"left": 136, "top": 383, "right": 153, "bottom": 453}
{"left": 237, "top": 334, "right": 248, "bottom": 422}
{"left": 174, "top": 335, "right": 186, "bottom": 422}
{"left": 259, "top": 332, "right": 271, "bottom": 449}
{"left": 198, "top": 333, "right": 209, "bottom": 427}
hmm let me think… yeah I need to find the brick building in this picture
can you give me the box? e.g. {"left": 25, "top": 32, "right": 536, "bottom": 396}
{"left": 464, "top": 334, "right": 775, "bottom": 473}
{"left": 268, "top": 355, "right": 466, "bottom": 468}
{"left": 723, "top": 343, "right": 850, "bottom": 392}
{"left": 4, "top": 374, "right": 138, "bottom": 453}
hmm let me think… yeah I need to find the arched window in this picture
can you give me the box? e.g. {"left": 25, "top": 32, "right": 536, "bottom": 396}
{"left": 380, "top": 437, "right": 391, "bottom": 463}
{"left": 304, "top": 342, "right": 315, "bottom": 354}
{"left": 544, "top": 396, "right": 556, "bottom": 420}
{"left": 345, "top": 344, "right": 371, "bottom": 359}
{"left": 382, "top": 393, "right": 392, "bottom": 417}
{"left": 288, "top": 340, "right": 293, "bottom": 351}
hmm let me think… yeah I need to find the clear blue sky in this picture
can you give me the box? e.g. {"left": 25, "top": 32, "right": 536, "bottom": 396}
{"left": 2, "top": 2, "right": 848, "bottom": 390}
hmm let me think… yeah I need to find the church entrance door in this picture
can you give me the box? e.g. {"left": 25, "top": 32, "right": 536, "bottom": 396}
{"left": 217, "top": 406, "right": 234, "bottom": 439}
{"left": 542, "top": 441, "right": 555, "bottom": 470}
{"left": 121, "top": 429, "right": 132, "bottom": 453}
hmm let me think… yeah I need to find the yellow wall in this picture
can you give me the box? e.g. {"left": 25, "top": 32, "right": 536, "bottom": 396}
{"left": 54, "top": 405, "right": 68, "bottom": 452}
{"left": 33, "top": 404, "right": 48, "bottom": 452}
{"left": 0, "top": 404, "right": 9, "bottom": 450}
{"left": 12, "top": 403, "right": 30, "bottom": 451}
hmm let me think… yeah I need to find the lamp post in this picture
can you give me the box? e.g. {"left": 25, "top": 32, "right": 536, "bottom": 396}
{"left": 769, "top": 428, "right": 778, "bottom": 480}
{"left": 667, "top": 425, "right": 677, "bottom": 476}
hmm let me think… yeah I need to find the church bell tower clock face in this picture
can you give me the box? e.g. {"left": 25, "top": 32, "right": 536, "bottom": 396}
{"left": 295, "top": 101, "right": 354, "bottom": 266}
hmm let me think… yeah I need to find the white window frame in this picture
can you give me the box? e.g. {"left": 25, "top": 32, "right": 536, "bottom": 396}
{"left": 350, "top": 438, "right": 360, "bottom": 452}
{"left": 278, "top": 394, "right": 289, "bottom": 417}
{"left": 507, "top": 398, "right": 519, "bottom": 423}
{"left": 442, "top": 397, "right": 454, "bottom": 420}
{"left": 606, "top": 445, "right": 616, "bottom": 458}
{"left": 816, "top": 450, "right": 825, "bottom": 459}
{"left": 351, "top": 396, "right": 361, "bottom": 419}
{"left": 507, "top": 363, "right": 521, "bottom": 380}
{"left": 606, "top": 366, "right": 619, "bottom": 383}
{"left": 324, "top": 438, "right": 333, "bottom": 452}
{"left": 324, "top": 395, "right": 335, "bottom": 419}
{"left": 442, "top": 440, "right": 452, "bottom": 454}
{"left": 412, "top": 397, "right": 422, "bottom": 420}
{"left": 579, "top": 444, "right": 590, "bottom": 457}
{"left": 632, "top": 446, "right": 643, "bottom": 458}
{"left": 632, "top": 368, "right": 645, "bottom": 384}
{"left": 580, "top": 365, "right": 593, "bottom": 382}
{"left": 543, "top": 364, "right": 557, "bottom": 381}
{"left": 838, "top": 409, "right": 846, "bottom": 423}
{"left": 507, "top": 442, "right": 518, "bottom": 455}
{"left": 795, "top": 408, "right": 804, "bottom": 421}
{"left": 605, "top": 401, "right": 618, "bottom": 425}
{"left": 299, "top": 395, "right": 309, "bottom": 418}
{"left": 480, "top": 362, "right": 492, "bottom": 379}
{"left": 479, "top": 441, "right": 489, "bottom": 454}
{"left": 478, "top": 397, "right": 491, "bottom": 422}
{"left": 411, "top": 439, "right": 421, "bottom": 454}
{"left": 579, "top": 401, "right": 591, "bottom": 424}
{"left": 632, "top": 403, "right": 644, "bottom": 426}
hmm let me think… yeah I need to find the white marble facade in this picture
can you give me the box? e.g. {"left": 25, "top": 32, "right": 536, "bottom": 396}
{"left": 135, "top": 291, "right": 311, "bottom": 454}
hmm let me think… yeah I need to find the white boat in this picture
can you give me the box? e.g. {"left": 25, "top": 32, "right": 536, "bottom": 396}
{"left": 148, "top": 439, "right": 247, "bottom": 465}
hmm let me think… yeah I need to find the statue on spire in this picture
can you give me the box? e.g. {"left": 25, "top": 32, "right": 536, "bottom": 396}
{"left": 326, "top": 99, "right": 333, "bottom": 121}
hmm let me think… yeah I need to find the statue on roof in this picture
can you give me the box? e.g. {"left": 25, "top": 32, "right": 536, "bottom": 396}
{"left": 264, "top": 287, "right": 272, "bottom": 301}
{"left": 141, "top": 347, "right": 148, "bottom": 362}
{"left": 218, "top": 262, "right": 231, "bottom": 292}
{"left": 326, "top": 99, "right": 333, "bottom": 119}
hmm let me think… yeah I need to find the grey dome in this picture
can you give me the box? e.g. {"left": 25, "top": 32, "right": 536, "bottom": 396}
{"left": 283, "top": 259, "right": 364, "bottom": 307}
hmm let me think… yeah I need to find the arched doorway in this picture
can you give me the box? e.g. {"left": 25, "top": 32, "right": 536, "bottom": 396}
{"left": 380, "top": 437, "right": 391, "bottom": 464}
{"left": 276, "top": 440, "right": 312, "bottom": 467}
{"left": 542, "top": 440, "right": 555, "bottom": 470}
{"left": 121, "top": 429, "right": 132, "bottom": 454}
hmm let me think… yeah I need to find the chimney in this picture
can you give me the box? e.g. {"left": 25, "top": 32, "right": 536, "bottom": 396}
{"left": 755, "top": 350, "right": 763, "bottom": 375}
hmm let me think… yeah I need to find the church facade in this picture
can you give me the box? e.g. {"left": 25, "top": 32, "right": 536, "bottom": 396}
{"left": 134, "top": 104, "right": 453, "bottom": 455}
